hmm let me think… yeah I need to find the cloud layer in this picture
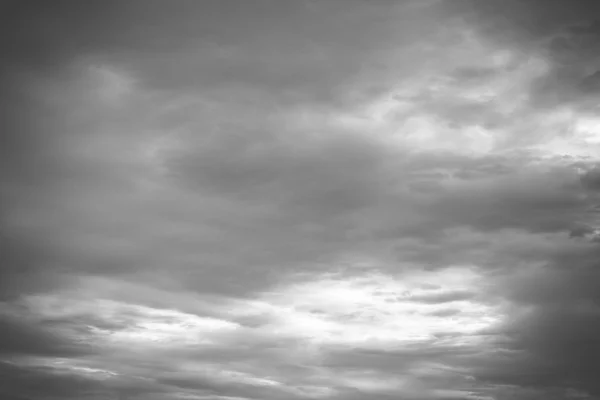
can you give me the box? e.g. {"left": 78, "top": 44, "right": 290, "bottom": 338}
{"left": 2, "top": 1, "right": 600, "bottom": 399}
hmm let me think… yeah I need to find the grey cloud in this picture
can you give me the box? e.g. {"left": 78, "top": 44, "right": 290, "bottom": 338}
{"left": 4, "top": 2, "right": 600, "bottom": 400}
{"left": 0, "top": 221, "right": 74, "bottom": 301}
{"left": 322, "top": 345, "right": 478, "bottom": 372}
{"left": 433, "top": 166, "right": 586, "bottom": 233}
{"left": 0, "top": 0, "right": 441, "bottom": 300}
{"left": 427, "top": 308, "right": 463, "bottom": 318}
{"left": 154, "top": 375, "right": 287, "bottom": 400}
{"left": 388, "top": 158, "right": 591, "bottom": 247}
{"left": 0, "top": 0, "right": 130, "bottom": 186}
{"left": 0, "top": 313, "right": 93, "bottom": 357}
{"left": 444, "top": 0, "right": 600, "bottom": 111}
{"left": 394, "top": 232, "right": 600, "bottom": 396}
{"left": 7, "top": 0, "right": 590, "bottom": 299}
{"left": 445, "top": 0, "right": 600, "bottom": 52}
{"left": 458, "top": 244, "right": 600, "bottom": 397}
{"left": 580, "top": 166, "right": 600, "bottom": 191}
{"left": 30, "top": 125, "right": 593, "bottom": 299}
{"left": 501, "top": 258, "right": 600, "bottom": 306}
{"left": 114, "top": 1, "right": 442, "bottom": 103}
{"left": 0, "top": 358, "right": 182, "bottom": 400}
{"left": 0, "top": 361, "right": 111, "bottom": 400}
{"left": 568, "top": 223, "right": 596, "bottom": 238}
{"left": 164, "top": 121, "right": 394, "bottom": 215}
{"left": 406, "top": 290, "right": 475, "bottom": 304}
{"left": 0, "top": 0, "right": 138, "bottom": 303}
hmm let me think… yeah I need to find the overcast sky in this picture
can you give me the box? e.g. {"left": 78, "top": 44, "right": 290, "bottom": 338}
{"left": 2, "top": 1, "right": 600, "bottom": 399}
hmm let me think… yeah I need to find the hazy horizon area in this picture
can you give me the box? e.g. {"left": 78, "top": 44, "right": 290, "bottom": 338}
{"left": 2, "top": 1, "right": 600, "bottom": 399}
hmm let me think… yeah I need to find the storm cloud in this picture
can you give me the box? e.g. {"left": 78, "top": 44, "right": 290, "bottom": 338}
{"left": 2, "top": 1, "right": 600, "bottom": 399}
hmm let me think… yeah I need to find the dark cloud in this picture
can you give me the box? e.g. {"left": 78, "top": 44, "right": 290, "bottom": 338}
{"left": 478, "top": 248, "right": 600, "bottom": 395}
{"left": 445, "top": 0, "right": 600, "bottom": 111}
{"left": 0, "top": 0, "right": 128, "bottom": 184}
{"left": 580, "top": 166, "right": 600, "bottom": 191}
{"left": 0, "top": 313, "right": 92, "bottom": 358}
{"left": 3, "top": 1, "right": 600, "bottom": 400}
{"left": 0, "top": 361, "right": 110, "bottom": 400}
{"left": 0, "top": 0, "right": 124, "bottom": 304}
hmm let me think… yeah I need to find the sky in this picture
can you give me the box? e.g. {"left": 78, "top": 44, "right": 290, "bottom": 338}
{"left": 2, "top": 1, "right": 600, "bottom": 399}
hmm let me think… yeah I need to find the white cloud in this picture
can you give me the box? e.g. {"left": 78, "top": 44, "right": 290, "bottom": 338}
{"left": 22, "top": 293, "right": 239, "bottom": 348}
{"left": 227, "top": 265, "right": 502, "bottom": 349}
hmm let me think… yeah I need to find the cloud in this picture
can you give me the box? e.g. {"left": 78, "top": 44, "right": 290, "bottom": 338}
{"left": 0, "top": 313, "right": 93, "bottom": 358}
{"left": 444, "top": 0, "right": 600, "bottom": 112}
{"left": 0, "top": 360, "right": 108, "bottom": 400}
{"left": 3, "top": 1, "right": 600, "bottom": 399}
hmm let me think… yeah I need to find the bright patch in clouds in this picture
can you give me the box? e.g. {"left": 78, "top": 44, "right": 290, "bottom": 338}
{"left": 103, "top": 308, "right": 237, "bottom": 346}
{"left": 238, "top": 265, "right": 501, "bottom": 347}
{"left": 23, "top": 294, "right": 238, "bottom": 347}
{"left": 20, "top": 265, "right": 500, "bottom": 352}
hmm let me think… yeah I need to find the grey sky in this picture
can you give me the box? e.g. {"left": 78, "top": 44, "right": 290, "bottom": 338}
{"left": 2, "top": 1, "right": 600, "bottom": 399}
